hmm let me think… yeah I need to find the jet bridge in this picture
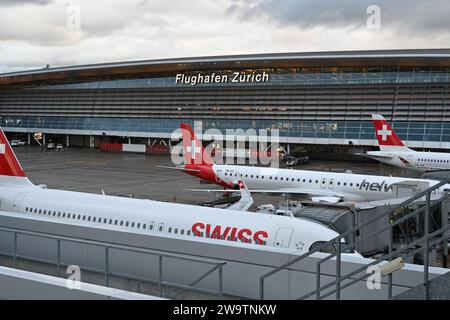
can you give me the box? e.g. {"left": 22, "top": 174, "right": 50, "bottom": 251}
{"left": 422, "top": 170, "right": 450, "bottom": 182}
{"left": 292, "top": 202, "right": 355, "bottom": 234}
{"left": 271, "top": 179, "right": 450, "bottom": 257}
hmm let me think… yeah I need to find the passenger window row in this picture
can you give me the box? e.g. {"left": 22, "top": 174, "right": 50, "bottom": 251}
{"left": 23, "top": 206, "right": 194, "bottom": 237}
{"left": 21, "top": 206, "right": 265, "bottom": 244}
{"left": 418, "top": 158, "right": 450, "bottom": 163}
{"left": 222, "top": 172, "right": 358, "bottom": 187}
{"left": 166, "top": 226, "right": 192, "bottom": 236}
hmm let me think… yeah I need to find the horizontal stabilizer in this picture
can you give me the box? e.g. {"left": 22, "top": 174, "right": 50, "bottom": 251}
{"left": 156, "top": 165, "right": 201, "bottom": 173}
{"left": 354, "top": 152, "right": 393, "bottom": 160}
{"left": 185, "top": 188, "right": 236, "bottom": 193}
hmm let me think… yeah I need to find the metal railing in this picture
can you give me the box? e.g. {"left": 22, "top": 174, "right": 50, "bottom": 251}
{"left": 260, "top": 179, "right": 450, "bottom": 300}
{"left": 0, "top": 226, "right": 226, "bottom": 299}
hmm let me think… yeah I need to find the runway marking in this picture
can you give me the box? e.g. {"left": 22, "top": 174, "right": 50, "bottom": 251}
{"left": 92, "top": 161, "right": 106, "bottom": 165}
{"left": 66, "top": 160, "right": 85, "bottom": 164}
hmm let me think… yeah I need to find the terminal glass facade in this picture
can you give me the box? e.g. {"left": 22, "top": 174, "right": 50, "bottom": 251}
{"left": 32, "top": 66, "right": 450, "bottom": 89}
{"left": 2, "top": 116, "right": 450, "bottom": 143}
{"left": 1, "top": 60, "right": 450, "bottom": 146}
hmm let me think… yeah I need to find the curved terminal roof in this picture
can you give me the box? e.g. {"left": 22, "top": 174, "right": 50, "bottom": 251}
{"left": 2, "top": 49, "right": 450, "bottom": 86}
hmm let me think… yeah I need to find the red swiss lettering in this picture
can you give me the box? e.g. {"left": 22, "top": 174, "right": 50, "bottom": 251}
{"left": 192, "top": 222, "right": 204, "bottom": 236}
{"left": 210, "top": 225, "right": 226, "bottom": 239}
{"left": 237, "top": 228, "right": 252, "bottom": 243}
{"left": 253, "top": 230, "right": 269, "bottom": 245}
{"left": 229, "top": 227, "right": 238, "bottom": 241}
{"left": 205, "top": 223, "right": 211, "bottom": 236}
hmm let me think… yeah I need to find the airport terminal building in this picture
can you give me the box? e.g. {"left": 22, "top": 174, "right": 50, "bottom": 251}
{"left": 1, "top": 49, "right": 450, "bottom": 155}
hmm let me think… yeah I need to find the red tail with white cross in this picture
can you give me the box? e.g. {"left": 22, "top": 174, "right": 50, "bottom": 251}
{"left": 180, "top": 123, "right": 214, "bottom": 165}
{"left": 371, "top": 114, "right": 411, "bottom": 151}
{"left": 0, "top": 127, "right": 33, "bottom": 185}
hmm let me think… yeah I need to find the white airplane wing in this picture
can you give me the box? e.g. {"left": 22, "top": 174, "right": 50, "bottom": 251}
{"left": 226, "top": 180, "right": 254, "bottom": 211}
{"left": 245, "top": 188, "right": 344, "bottom": 196}
{"left": 187, "top": 187, "right": 345, "bottom": 204}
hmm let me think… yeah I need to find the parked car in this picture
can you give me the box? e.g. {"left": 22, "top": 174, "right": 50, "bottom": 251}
{"left": 11, "top": 140, "right": 26, "bottom": 146}
{"left": 47, "top": 142, "right": 56, "bottom": 150}
{"left": 286, "top": 156, "right": 299, "bottom": 166}
{"left": 56, "top": 144, "right": 64, "bottom": 151}
{"left": 286, "top": 155, "right": 310, "bottom": 166}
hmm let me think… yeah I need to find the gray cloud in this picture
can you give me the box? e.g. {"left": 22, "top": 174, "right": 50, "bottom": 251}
{"left": 0, "top": 0, "right": 52, "bottom": 6}
{"left": 1, "top": 0, "right": 449, "bottom": 73}
{"left": 229, "top": 0, "right": 450, "bottom": 34}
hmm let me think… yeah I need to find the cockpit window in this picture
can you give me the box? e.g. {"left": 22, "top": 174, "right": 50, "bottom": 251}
{"left": 309, "top": 240, "right": 357, "bottom": 254}
{"left": 309, "top": 241, "right": 335, "bottom": 254}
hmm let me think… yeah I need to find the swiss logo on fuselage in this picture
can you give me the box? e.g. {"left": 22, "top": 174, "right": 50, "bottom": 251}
{"left": 191, "top": 222, "right": 269, "bottom": 245}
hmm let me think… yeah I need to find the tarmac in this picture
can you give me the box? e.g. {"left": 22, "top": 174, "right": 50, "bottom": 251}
{"left": 13, "top": 146, "right": 422, "bottom": 209}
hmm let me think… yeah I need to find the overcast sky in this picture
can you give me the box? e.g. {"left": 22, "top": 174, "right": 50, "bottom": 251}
{"left": 1, "top": 0, "right": 449, "bottom": 73}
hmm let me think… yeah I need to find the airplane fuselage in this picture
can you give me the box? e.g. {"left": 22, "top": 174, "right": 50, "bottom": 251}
{"left": 0, "top": 182, "right": 341, "bottom": 254}
{"left": 366, "top": 150, "right": 450, "bottom": 172}
{"left": 186, "top": 164, "right": 445, "bottom": 202}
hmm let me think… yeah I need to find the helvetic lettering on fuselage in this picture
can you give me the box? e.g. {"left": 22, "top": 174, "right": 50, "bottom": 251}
{"left": 359, "top": 179, "right": 393, "bottom": 192}
{"left": 191, "top": 222, "right": 269, "bottom": 245}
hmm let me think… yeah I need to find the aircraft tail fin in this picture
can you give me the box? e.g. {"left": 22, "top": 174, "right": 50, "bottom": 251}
{"left": 0, "top": 128, "right": 33, "bottom": 186}
{"left": 180, "top": 123, "right": 214, "bottom": 165}
{"left": 371, "top": 114, "right": 412, "bottom": 152}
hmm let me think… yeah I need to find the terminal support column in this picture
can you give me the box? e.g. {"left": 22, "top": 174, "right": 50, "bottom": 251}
{"left": 442, "top": 196, "right": 449, "bottom": 268}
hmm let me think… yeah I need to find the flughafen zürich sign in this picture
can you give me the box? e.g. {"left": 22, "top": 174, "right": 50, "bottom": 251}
{"left": 175, "top": 71, "right": 269, "bottom": 86}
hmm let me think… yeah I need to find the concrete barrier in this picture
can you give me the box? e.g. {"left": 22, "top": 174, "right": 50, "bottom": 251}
{"left": 0, "top": 265, "right": 162, "bottom": 300}
{"left": 123, "top": 144, "right": 146, "bottom": 153}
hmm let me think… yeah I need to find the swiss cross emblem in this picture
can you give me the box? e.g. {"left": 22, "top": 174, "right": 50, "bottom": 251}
{"left": 186, "top": 140, "right": 201, "bottom": 160}
{"left": 377, "top": 125, "right": 392, "bottom": 141}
